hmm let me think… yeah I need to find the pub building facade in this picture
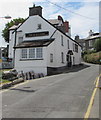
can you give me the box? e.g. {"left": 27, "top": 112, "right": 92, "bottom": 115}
{"left": 9, "top": 5, "right": 81, "bottom": 75}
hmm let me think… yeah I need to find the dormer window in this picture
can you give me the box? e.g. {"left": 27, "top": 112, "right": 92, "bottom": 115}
{"left": 37, "top": 24, "right": 41, "bottom": 29}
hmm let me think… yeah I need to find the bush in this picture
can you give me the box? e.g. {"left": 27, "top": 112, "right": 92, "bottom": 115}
{"left": 83, "top": 51, "right": 101, "bottom": 64}
{"left": 94, "top": 38, "right": 101, "bottom": 52}
{"left": 83, "top": 49, "right": 96, "bottom": 55}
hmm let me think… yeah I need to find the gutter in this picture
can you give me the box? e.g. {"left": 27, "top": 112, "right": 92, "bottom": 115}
{"left": 13, "top": 29, "right": 17, "bottom": 67}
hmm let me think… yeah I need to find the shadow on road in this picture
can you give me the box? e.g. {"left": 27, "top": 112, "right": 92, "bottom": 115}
{"left": 48, "top": 63, "right": 91, "bottom": 76}
{"left": 64, "top": 63, "right": 91, "bottom": 73}
{"left": 10, "top": 88, "right": 37, "bottom": 93}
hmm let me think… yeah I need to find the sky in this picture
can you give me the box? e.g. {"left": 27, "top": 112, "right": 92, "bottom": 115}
{"left": 0, "top": 0, "right": 100, "bottom": 47}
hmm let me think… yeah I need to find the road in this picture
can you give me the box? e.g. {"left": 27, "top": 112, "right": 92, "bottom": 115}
{"left": 1, "top": 63, "right": 99, "bottom": 118}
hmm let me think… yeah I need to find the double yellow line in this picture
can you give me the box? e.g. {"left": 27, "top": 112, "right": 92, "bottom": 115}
{"left": 84, "top": 74, "right": 101, "bottom": 119}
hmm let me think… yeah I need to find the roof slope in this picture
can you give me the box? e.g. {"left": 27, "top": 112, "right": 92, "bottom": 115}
{"left": 48, "top": 19, "right": 60, "bottom": 25}
{"left": 15, "top": 15, "right": 81, "bottom": 47}
{"left": 14, "top": 38, "right": 55, "bottom": 48}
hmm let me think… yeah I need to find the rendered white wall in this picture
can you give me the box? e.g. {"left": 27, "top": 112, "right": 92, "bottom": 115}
{"left": 16, "top": 15, "right": 56, "bottom": 45}
{"left": 15, "top": 47, "right": 47, "bottom": 75}
{"left": 47, "top": 30, "right": 81, "bottom": 68}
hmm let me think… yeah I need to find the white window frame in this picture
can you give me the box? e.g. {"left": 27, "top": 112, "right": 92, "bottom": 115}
{"left": 21, "top": 47, "right": 43, "bottom": 60}
{"left": 29, "top": 48, "right": 35, "bottom": 59}
{"left": 36, "top": 48, "right": 43, "bottom": 59}
{"left": 21, "top": 48, "right": 27, "bottom": 59}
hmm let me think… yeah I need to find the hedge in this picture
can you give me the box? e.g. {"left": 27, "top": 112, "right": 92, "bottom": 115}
{"left": 83, "top": 51, "right": 101, "bottom": 64}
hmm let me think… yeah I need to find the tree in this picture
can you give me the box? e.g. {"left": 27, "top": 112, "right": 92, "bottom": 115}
{"left": 2, "top": 18, "right": 25, "bottom": 43}
{"left": 94, "top": 38, "right": 101, "bottom": 52}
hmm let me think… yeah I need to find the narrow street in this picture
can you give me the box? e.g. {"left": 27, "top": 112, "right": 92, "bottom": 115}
{"left": 2, "top": 63, "right": 99, "bottom": 118}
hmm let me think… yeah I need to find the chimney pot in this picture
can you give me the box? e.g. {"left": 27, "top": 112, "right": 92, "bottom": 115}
{"left": 75, "top": 35, "right": 79, "bottom": 40}
{"left": 58, "top": 15, "right": 63, "bottom": 20}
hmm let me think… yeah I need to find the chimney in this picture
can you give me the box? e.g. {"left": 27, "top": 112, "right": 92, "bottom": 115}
{"left": 64, "top": 21, "right": 69, "bottom": 33}
{"left": 58, "top": 15, "right": 64, "bottom": 22}
{"left": 29, "top": 5, "right": 42, "bottom": 16}
{"left": 89, "top": 30, "right": 93, "bottom": 36}
{"left": 75, "top": 35, "right": 79, "bottom": 40}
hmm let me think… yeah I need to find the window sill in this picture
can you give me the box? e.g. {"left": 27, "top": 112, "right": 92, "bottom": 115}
{"left": 20, "top": 58, "right": 44, "bottom": 61}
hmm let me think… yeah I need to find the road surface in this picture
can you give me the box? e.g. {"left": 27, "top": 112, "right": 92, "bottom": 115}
{"left": 1, "top": 63, "right": 99, "bottom": 118}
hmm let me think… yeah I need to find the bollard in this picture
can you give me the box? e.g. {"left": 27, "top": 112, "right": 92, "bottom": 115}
{"left": 26, "top": 72, "right": 28, "bottom": 80}
{"left": 29, "top": 72, "right": 32, "bottom": 80}
{"left": 32, "top": 71, "right": 35, "bottom": 79}
{"left": 21, "top": 71, "right": 25, "bottom": 81}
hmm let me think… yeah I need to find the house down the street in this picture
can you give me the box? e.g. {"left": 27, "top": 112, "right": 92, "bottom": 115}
{"left": 75, "top": 30, "right": 101, "bottom": 51}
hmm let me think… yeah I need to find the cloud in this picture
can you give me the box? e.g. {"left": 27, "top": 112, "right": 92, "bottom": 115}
{"left": 32, "top": 0, "right": 100, "bottom": 2}
{"left": 68, "top": 2, "right": 99, "bottom": 38}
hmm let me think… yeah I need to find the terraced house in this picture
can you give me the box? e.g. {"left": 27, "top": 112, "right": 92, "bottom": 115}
{"left": 9, "top": 5, "right": 81, "bottom": 75}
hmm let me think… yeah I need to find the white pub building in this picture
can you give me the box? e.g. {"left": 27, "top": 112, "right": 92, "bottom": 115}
{"left": 9, "top": 5, "right": 81, "bottom": 75}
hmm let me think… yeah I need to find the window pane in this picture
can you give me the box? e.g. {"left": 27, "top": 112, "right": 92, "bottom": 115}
{"left": 36, "top": 48, "right": 43, "bottom": 58}
{"left": 75, "top": 44, "right": 78, "bottom": 52}
{"left": 50, "top": 54, "right": 53, "bottom": 62}
{"left": 61, "top": 52, "right": 64, "bottom": 63}
{"left": 29, "top": 48, "right": 35, "bottom": 58}
{"left": 21, "top": 49, "right": 27, "bottom": 58}
{"left": 61, "top": 35, "right": 63, "bottom": 46}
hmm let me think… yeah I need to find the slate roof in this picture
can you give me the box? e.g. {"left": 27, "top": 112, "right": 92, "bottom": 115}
{"left": 9, "top": 23, "right": 21, "bottom": 30}
{"left": 48, "top": 19, "right": 60, "bottom": 25}
{"left": 85, "top": 33, "right": 101, "bottom": 40}
{"left": 14, "top": 38, "right": 55, "bottom": 48}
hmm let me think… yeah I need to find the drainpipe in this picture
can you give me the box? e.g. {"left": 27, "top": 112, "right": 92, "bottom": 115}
{"left": 13, "top": 29, "right": 17, "bottom": 68}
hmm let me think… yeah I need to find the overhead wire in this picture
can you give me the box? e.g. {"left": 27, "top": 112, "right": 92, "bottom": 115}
{"left": 45, "top": 0, "right": 96, "bottom": 20}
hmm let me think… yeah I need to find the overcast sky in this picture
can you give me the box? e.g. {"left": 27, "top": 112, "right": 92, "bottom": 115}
{"left": 0, "top": 0, "right": 100, "bottom": 47}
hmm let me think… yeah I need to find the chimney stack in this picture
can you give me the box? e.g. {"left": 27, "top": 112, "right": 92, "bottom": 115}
{"left": 75, "top": 35, "right": 79, "bottom": 40}
{"left": 64, "top": 21, "right": 69, "bottom": 33}
{"left": 89, "top": 30, "right": 93, "bottom": 36}
{"left": 29, "top": 5, "right": 43, "bottom": 16}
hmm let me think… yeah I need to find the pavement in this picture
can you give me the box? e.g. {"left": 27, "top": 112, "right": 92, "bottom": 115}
{"left": 1, "top": 62, "right": 100, "bottom": 119}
